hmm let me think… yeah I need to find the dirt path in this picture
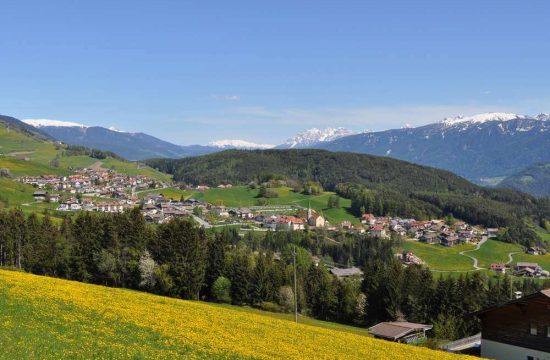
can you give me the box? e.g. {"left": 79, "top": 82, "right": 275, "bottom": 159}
{"left": 506, "top": 251, "right": 521, "bottom": 265}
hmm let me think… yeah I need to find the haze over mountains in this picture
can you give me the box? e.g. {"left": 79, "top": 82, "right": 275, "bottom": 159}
{"left": 14, "top": 112, "right": 550, "bottom": 195}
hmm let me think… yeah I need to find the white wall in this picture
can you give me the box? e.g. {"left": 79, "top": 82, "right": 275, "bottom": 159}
{"left": 481, "top": 339, "right": 550, "bottom": 360}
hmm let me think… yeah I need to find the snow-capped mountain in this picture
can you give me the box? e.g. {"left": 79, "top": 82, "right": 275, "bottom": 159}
{"left": 278, "top": 127, "right": 355, "bottom": 149}
{"left": 209, "top": 139, "right": 275, "bottom": 150}
{"left": 23, "top": 119, "right": 89, "bottom": 128}
{"left": 317, "top": 112, "right": 550, "bottom": 183}
{"left": 440, "top": 112, "right": 528, "bottom": 126}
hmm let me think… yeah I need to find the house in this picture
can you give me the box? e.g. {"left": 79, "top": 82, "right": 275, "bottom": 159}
{"left": 48, "top": 193, "right": 60, "bottom": 203}
{"left": 340, "top": 221, "right": 353, "bottom": 230}
{"left": 369, "top": 225, "right": 386, "bottom": 238}
{"left": 441, "top": 235, "right": 459, "bottom": 247}
{"left": 420, "top": 232, "right": 440, "bottom": 245}
{"left": 490, "top": 263, "right": 506, "bottom": 274}
{"left": 307, "top": 213, "right": 325, "bottom": 228}
{"left": 210, "top": 206, "right": 229, "bottom": 217}
{"left": 329, "top": 267, "right": 363, "bottom": 278}
{"left": 474, "top": 289, "right": 550, "bottom": 360}
{"left": 527, "top": 247, "right": 546, "bottom": 256}
{"left": 368, "top": 322, "right": 433, "bottom": 344}
{"left": 454, "top": 221, "right": 467, "bottom": 231}
{"left": 361, "top": 213, "right": 376, "bottom": 225}
{"left": 32, "top": 191, "right": 48, "bottom": 202}
{"left": 487, "top": 228, "right": 499, "bottom": 238}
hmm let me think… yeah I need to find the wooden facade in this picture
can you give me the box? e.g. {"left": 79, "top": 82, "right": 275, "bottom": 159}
{"left": 476, "top": 290, "right": 550, "bottom": 353}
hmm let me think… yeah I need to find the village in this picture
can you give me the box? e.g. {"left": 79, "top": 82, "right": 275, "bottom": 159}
{"left": 18, "top": 173, "right": 548, "bottom": 280}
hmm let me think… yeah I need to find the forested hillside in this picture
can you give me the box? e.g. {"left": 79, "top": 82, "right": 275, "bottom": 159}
{"left": 146, "top": 150, "right": 550, "bottom": 240}
{"left": 499, "top": 162, "right": 550, "bottom": 197}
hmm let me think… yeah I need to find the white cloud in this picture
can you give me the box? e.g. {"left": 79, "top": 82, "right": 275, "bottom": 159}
{"left": 212, "top": 95, "right": 241, "bottom": 101}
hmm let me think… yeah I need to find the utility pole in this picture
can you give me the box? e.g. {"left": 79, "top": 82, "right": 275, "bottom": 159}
{"left": 293, "top": 245, "right": 298, "bottom": 323}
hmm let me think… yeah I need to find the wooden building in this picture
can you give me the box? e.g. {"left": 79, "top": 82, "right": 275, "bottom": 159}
{"left": 474, "top": 289, "right": 550, "bottom": 360}
{"left": 368, "top": 321, "right": 432, "bottom": 344}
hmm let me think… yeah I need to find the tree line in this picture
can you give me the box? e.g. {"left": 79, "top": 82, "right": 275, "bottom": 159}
{"left": 0, "top": 208, "right": 548, "bottom": 342}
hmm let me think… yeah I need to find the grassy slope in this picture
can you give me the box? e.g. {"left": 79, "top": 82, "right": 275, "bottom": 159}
{"left": 193, "top": 186, "right": 359, "bottom": 225}
{"left": 401, "top": 241, "right": 476, "bottom": 271}
{"left": 0, "top": 269, "right": 473, "bottom": 360}
{"left": 0, "top": 123, "right": 170, "bottom": 181}
{"left": 472, "top": 240, "right": 522, "bottom": 268}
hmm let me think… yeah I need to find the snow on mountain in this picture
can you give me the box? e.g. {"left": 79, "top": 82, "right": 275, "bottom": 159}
{"left": 209, "top": 139, "right": 275, "bottom": 149}
{"left": 536, "top": 113, "right": 550, "bottom": 121}
{"left": 280, "top": 127, "right": 355, "bottom": 148}
{"left": 23, "top": 119, "right": 88, "bottom": 128}
{"left": 441, "top": 112, "right": 527, "bottom": 126}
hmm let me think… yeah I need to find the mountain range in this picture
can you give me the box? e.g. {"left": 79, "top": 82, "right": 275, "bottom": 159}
{"left": 13, "top": 112, "right": 550, "bottom": 195}
{"left": 316, "top": 112, "right": 550, "bottom": 184}
{"left": 21, "top": 119, "right": 355, "bottom": 160}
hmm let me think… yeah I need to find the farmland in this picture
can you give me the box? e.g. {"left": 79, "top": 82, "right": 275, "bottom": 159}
{"left": 0, "top": 269, "right": 474, "bottom": 360}
{"left": 193, "top": 185, "right": 359, "bottom": 225}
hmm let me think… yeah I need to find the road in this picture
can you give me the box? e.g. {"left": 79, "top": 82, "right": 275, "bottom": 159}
{"left": 191, "top": 215, "right": 212, "bottom": 229}
{"left": 506, "top": 251, "right": 521, "bottom": 265}
{"left": 458, "top": 236, "right": 487, "bottom": 270}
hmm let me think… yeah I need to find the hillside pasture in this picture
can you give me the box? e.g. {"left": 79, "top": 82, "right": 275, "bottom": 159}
{"left": 193, "top": 186, "right": 359, "bottom": 224}
{"left": 0, "top": 269, "right": 475, "bottom": 360}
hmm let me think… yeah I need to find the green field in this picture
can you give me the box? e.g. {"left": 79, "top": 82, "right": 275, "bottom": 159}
{"left": 138, "top": 187, "right": 194, "bottom": 200}
{"left": 193, "top": 186, "right": 359, "bottom": 224}
{"left": 470, "top": 240, "right": 522, "bottom": 268}
{"left": 401, "top": 241, "right": 476, "bottom": 271}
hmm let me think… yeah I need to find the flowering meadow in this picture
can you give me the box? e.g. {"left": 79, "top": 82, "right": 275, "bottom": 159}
{"left": 0, "top": 269, "right": 477, "bottom": 359}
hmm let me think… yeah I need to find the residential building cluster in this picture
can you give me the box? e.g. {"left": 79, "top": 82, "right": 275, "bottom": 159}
{"left": 21, "top": 168, "right": 164, "bottom": 213}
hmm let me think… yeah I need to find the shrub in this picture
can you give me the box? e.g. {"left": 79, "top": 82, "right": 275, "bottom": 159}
{"left": 212, "top": 276, "right": 232, "bottom": 303}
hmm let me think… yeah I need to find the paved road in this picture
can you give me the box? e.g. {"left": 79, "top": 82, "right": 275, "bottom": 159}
{"left": 191, "top": 215, "right": 212, "bottom": 229}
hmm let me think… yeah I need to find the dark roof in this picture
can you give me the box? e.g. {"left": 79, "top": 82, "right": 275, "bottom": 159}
{"left": 474, "top": 289, "right": 550, "bottom": 317}
{"left": 330, "top": 267, "right": 363, "bottom": 277}
{"left": 368, "top": 322, "right": 433, "bottom": 340}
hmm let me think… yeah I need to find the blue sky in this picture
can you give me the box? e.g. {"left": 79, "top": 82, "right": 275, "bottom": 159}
{"left": 1, "top": 0, "right": 549, "bottom": 145}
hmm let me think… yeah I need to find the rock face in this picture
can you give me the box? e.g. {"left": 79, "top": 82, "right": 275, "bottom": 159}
{"left": 316, "top": 113, "right": 550, "bottom": 183}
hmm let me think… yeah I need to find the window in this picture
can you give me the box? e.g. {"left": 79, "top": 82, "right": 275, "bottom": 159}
{"left": 526, "top": 356, "right": 534, "bottom": 360}
{"left": 529, "top": 323, "right": 537, "bottom": 336}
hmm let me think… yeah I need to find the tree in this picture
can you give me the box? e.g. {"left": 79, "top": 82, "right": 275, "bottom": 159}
{"left": 151, "top": 219, "right": 208, "bottom": 300}
{"left": 327, "top": 195, "right": 341, "bottom": 209}
{"left": 138, "top": 250, "right": 157, "bottom": 290}
{"left": 205, "top": 230, "right": 228, "bottom": 298}
{"left": 230, "top": 249, "right": 252, "bottom": 305}
{"left": 305, "top": 264, "right": 337, "bottom": 320}
{"left": 212, "top": 276, "right": 232, "bottom": 303}
{"left": 278, "top": 286, "right": 295, "bottom": 313}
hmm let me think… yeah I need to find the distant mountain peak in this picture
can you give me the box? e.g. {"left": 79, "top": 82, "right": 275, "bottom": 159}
{"left": 441, "top": 112, "right": 526, "bottom": 126}
{"left": 208, "top": 139, "right": 275, "bottom": 149}
{"left": 280, "top": 127, "right": 354, "bottom": 148}
{"left": 23, "top": 118, "right": 88, "bottom": 128}
{"left": 536, "top": 113, "right": 550, "bottom": 121}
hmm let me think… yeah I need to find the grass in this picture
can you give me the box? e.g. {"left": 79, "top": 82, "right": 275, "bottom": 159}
{"left": 401, "top": 241, "right": 476, "bottom": 271}
{"left": 137, "top": 187, "right": 194, "bottom": 200}
{"left": 471, "top": 240, "right": 522, "bottom": 268}
{"left": 193, "top": 186, "right": 360, "bottom": 224}
{"left": 0, "top": 269, "right": 474, "bottom": 360}
{"left": 0, "top": 123, "right": 171, "bottom": 182}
